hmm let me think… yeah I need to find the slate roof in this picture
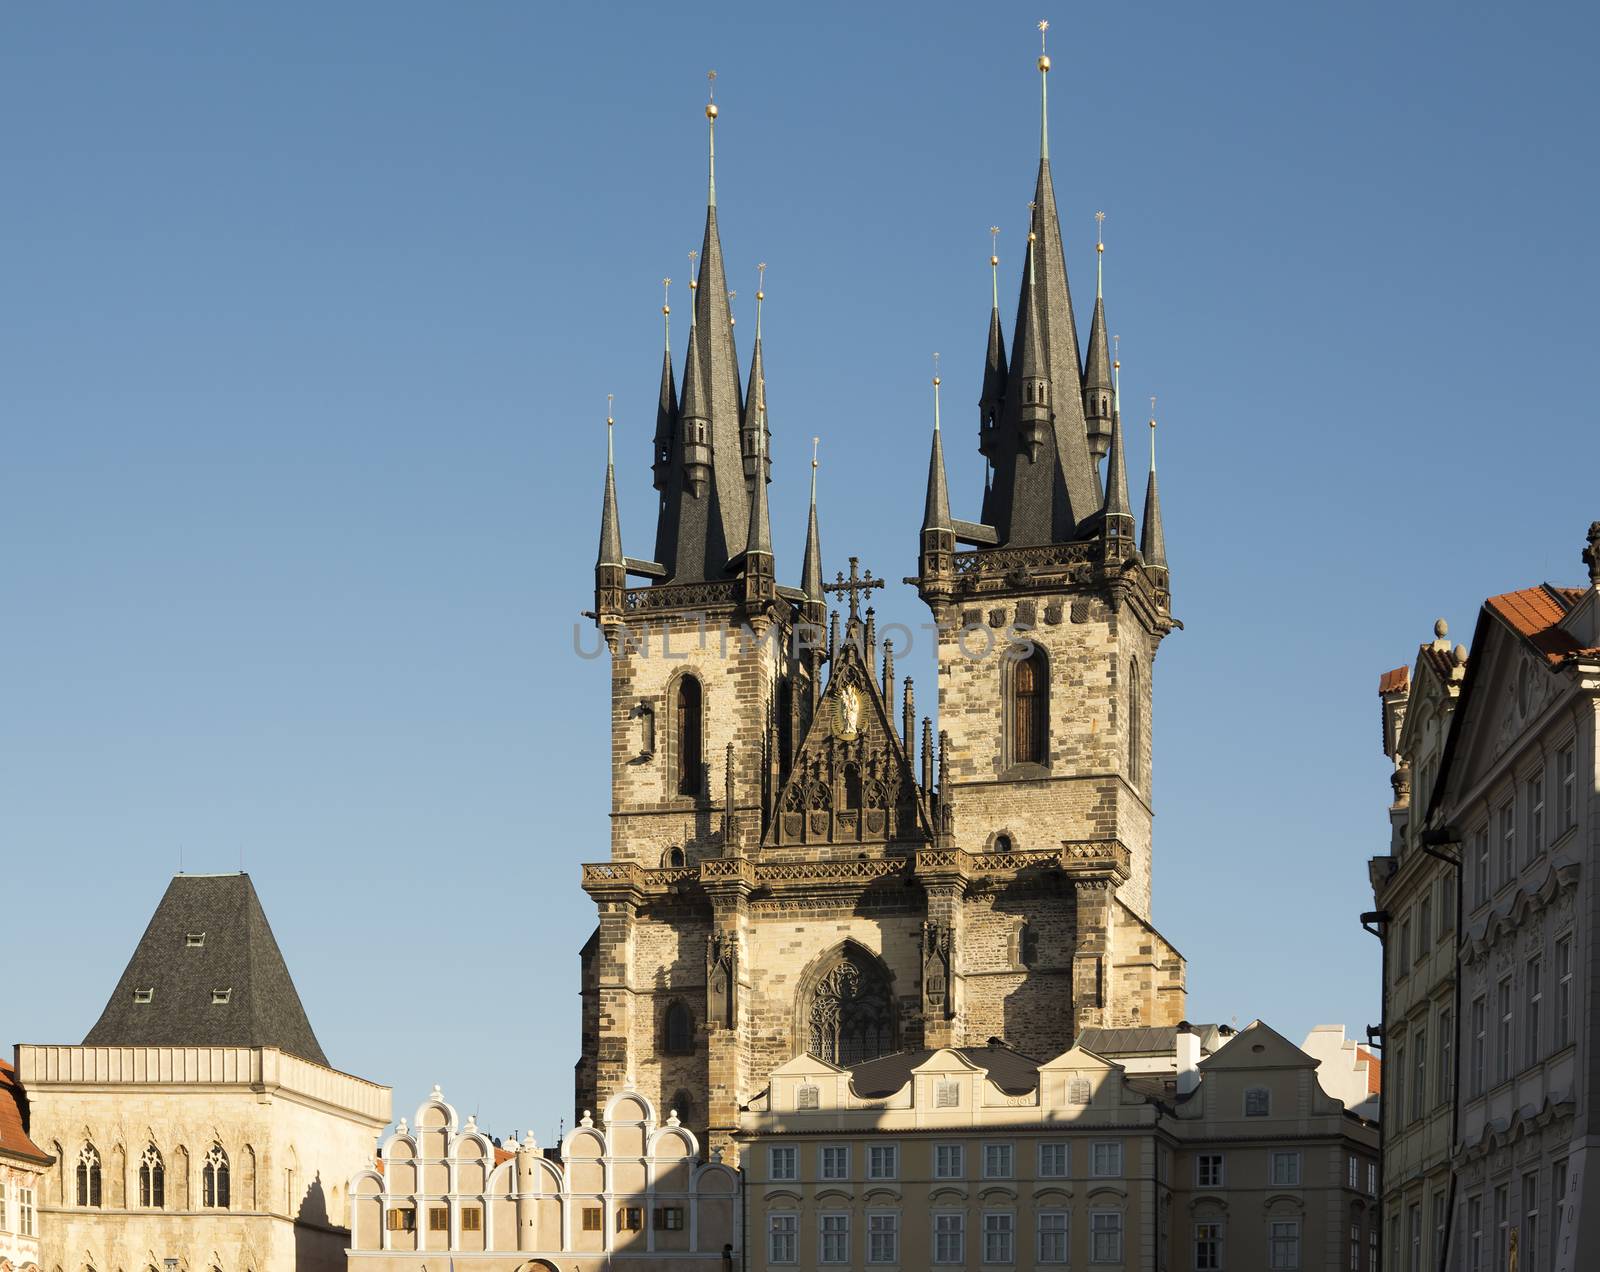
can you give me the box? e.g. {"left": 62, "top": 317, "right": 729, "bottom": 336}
{"left": 848, "top": 1042, "right": 1042, "bottom": 1099}
{"left": 1075, "top": 1023, "right": 1232, "bottom": 1058}
{"left": 83, "top": 873, "right": 330, "bottom": 1067}
{"left": 0, "top": 1058, "right": 52, "bottom": 1165}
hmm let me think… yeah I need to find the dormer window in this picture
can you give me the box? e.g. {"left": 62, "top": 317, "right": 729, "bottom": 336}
{"left": 186, "top": 933, "right": 205, "bottom": 948}
{"left": 133, "top": 988, "right": 154, "bottom": 1004}
{"left": 212, "top": 988, "right": 232, "bottom": 1005}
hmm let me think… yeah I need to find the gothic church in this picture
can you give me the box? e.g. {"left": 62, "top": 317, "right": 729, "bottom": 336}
{"left": 579, "top": 48, "right": 1185, "bottom": 1160}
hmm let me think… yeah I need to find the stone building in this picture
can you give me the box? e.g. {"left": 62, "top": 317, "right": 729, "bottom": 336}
{"left": 580, "top": 34, "right": 1184, "bottom": 1163}
{"left": 1369, "top": 618, "right": 1468, "bottom": 1269}
{"left": 346, "top": 1084, "right": 738, "bottom": 1269}
{"left": 1416, "top": 525, "right": 1600, "bottom": 1272}
{"left": 18, "top": 873, "right": 391, "bottom": 1272}
{"left": 737, "top": 1021, "right": 1378, "bottom": 1271}
{"left": 1, "top": 1058, "right": 51, "bottom": 1272}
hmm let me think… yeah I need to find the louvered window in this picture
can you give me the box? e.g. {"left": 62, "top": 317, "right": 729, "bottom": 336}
{"left": 1013, "top": 651, "right": 1047, "bottom": 765}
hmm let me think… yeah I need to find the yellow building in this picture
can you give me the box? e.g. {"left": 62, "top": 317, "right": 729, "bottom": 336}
{"left": 738, "top": 1021, "right": 1378, "bottom": 1271}
{"left": 347, "top": 1085, "right": 739, "bottom": 1270}
{"left": 1, "top": 1058, "right": 51, "bottom": 1272}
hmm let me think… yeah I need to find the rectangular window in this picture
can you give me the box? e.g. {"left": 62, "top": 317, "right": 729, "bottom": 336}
{"left": 1090, "top": 1211, "right": 1124, "bottom": 1263}
{"left": 1528, "top": 955, "right": 1544, "bottom": 1062}
{"left": 1474, "top": 828, "right": 1490, "bottom": 905}
{"left": 1245, "top": 1087, "right": 1271, "bottom": 1117}
{"left": 820, "top": 1145, "right": 849, "bottom": 1181}
{"left": 1472, "top": 994, "right": 1488, "bottom": 1094}
{"left": 1412, "top": 1026, "right": 1428, "bottom": 1120}
{"left": 1439, "top": 1008, "right": 1455, "bottom": 1105}
{"left": 982, "top": 1211, "right": 1015, "bottom": 1264}
{"left": 1420, "top": 894, "right": 1433, "bottom": 952}
{"left": 1556, "top": 934, "right": 1573, "bottom": 1047}
{"left": 1394, "top": 1042, "right": 1406, "bottom": 1122}
{"left": 1, "top": 1186, "right": 7, "bottom": 1232}
{"left": 1433, "top": 1191, "right": 1448, "bottom": 1270}
{"left": 868, "top": 1144, "right": 898, "bottom": 1180}
{"left": 934, "top": 1212, "right": 965, "bottom": 1264}
{"left": 616, "top": 1206, "right": 642, "bottom": 1232}
{"left": 1196, "top": 1220, "right": 1224, "bottom": 1271}
{"left": 1552, "top": 1160, "right": 1569, "bottom": 1267}
{"left": 1500, "top": 801, "right": 1516, "bottom": 884}
{"left": 1559, "top": 745, "right": 1576, "bottom": 830}
{"left": 1090, "top": 1141, "right": 1123, "bottom": 1178}
{"left": 428, "top": 1206, "right": 449, "bottom": 1231}
{"left": 1398, "top": 918, "right": 1412, "bottom": 975}
{"left": 581, "top": 1206, "right": 603, "bottom": 1232}
{"left": 1198, "top": 1153, "right": 1225, "bottom": 1189}
{"left": 935, "top": 1143, "right": 964, "bottom": 1179}
{"left": 1069, "top": 1076, "right": 1092, "bottom": 1104}
{"left": 1368, "top": 1162, "right": 1378, "bottom": 1197}
{"left": 1523, "top": 1171, "right": 1540, "bottom": 1272}
{"left": 1442, "top": 871, "right": 1457, "bottom": 932}
{"left": 461, "top": 1206, "right": 482, "bottom": 1232}
{"left": 19, "top": 1187, "right": 35, "bottom": 1237}
{"left": 1038, "top": 1212, "right": 1069, "bottom": 1265}
{"left": 1270, "top": 1218, "right": 1302, "bottom": 1269}
{"left": 936, "top": 1078, "right": 961, "bottom": 1108}
{"left": 868, "top": 1211, "right": 899, "bottom": 1265}
{"left": 983, "top": 1143, "right": 1014, "bottom": 1179}
{"left": 1467, "top": 1197, "right": 1483, "bottom": 1272}
{"left": 820, "top": 1212, "right": 850, "bottom": 1264}
{"left": 769, "top": 1213, "right": 798, "bottom": 1265}
{"left": 1350, "top": 1222, "right": 1361, "bottom": 1271}
{"left": 1370, "top": 1222, "right": 1379, "bottom": 1270}
{"left": 1270, "top": 1151, "right": 1302, "bottom": 1187}
{"left": 1038, "top": 1142, "right": 1068, "bottom": 1179}
{"left": 769, "top": 1146, "right": 798, "bottom": 1181}
{"left": 1499, "top": 976, "right": 1515, "bottom": 1083}
{"left": 1409, "top": 1203, "right": 1422, "bottom": 1272}
{"left": 385, "top": 1208, "right": 415, "bottom": 1232}
{"left": 1495, "top": 1184, "right": 1509, "bottom": 1272}
{"left": 654, "top": 1205, "right": 685, "bottom": 1230}
{"left": 1347, "top": 1154, "right": 1357, "bottom": 1190}
{"left": 1529, "top": 771, "right": 1546, "bottom": 862}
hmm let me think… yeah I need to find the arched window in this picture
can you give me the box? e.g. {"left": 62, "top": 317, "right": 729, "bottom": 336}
{"left": 76, "top": 1143, "right": 102, "bottom": 1208}
{"left": 675, "top": 676, "right": 703, "bottom": 796}
{"left": 663, "top": 1001, "right": 694, "bottom": 1055}
{"left": 139, "top": 1145, "right": 165, "bottom": 1208}
{"left": 1129, "top": 658, "right": 1142, "bottom": 784}
{"left": 806, "top": 948, "right": 896, "bottom": 1067}
{"left": 669, "top": 1089, "right": 694, "bottom": 1126}
{"left": 843, "top": 763, "right": 863, "bottom": 811}
{"left": 993, "top": 833, "right": 1013, "bottom": 854}
{"left": 1012, "top": 649, "right": 1048, "bottom": 766}
{"left": 663, "top": 846, "right": 685, "bottom": 869}
{"left": 203, "top": 1144, "right": 231, "bottom": 1208}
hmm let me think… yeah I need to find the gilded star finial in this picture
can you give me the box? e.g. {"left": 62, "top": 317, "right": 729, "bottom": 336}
{"left": 812, "top": 436, "right": 820, "bottom": 471}
{"left": 932, "top": 352, "right": 943, "bottom": 432}
{"left": 727, "top": 289, "right": 736, "bottom": 327}
{"left": 706, "top": 69, "right": 717, "bottom": 117}
{"left": 606, "top": 393, "right": 615, "bottom": 464}
{"left": 1028, "top": 201, "right": 1037, "bottom": 243}
{"left": 755, "top": 262, "right": 767, "bottom": 338}
{"left": 688, "top": 249, "right": 698, "bottom": 292}
{"left": 1095, "top": 210, "right": 1106, "bottom": 297}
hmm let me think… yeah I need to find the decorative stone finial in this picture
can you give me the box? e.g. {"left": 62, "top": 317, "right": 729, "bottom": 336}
{"left": 711, "top": 1146, "right": 725, "bottom": 1164}
{"left": 668, "top": 1108, "right": 681, "bottom": 1127}
{"left": 522, "top": 1131, "right": 539, "bottom": 1151}
{"left": 396, "top": 1118, "right": 409, "bottom": 1136}
{"left": 1584, "top": 521, "right": 1600, "bottom": 586}
{"left": 580, "top": 1109, "right": 594, "bottom": 1128}
{"left": 1454, "top": 643, "right": 1468, "bottom": 665}
{"left": 430, "top": 1084, "right": 443, "bottom": 1101}
{"left": 1434, "top": 618, "right": 1448, "bottom": 639}
{"left": 464, "top": 1114, "right": 478, "bottom": 1132}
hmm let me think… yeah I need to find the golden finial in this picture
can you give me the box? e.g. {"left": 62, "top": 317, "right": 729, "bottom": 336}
{"left": 1037, "top": 19, "right": 1050, "bottom": 71}
{"left": 1095, "top": 210, "right": 1106, "bottom": 299}
{"left": 688, "top": 249, "right": 698, "bottom": 292}
{"left": 932, "top": 352, "right": 943, "bottom": 432}
{"left": 606, "top": 393, "right": 615, "bottom": 465}
{"left": 706, "top": 69, "right": 718, "bottom": 119}
{"left": 1113, "top": 332, "right": 1120, "bottom": 371}
{"left": 756, "top": 262, "right": 766, "bottom": 339}
{"left": 727, "top": 289, "right": 736, "bottom": 327}
{"left": 661, "top": 276, "right": 672, "bottom": 351}
{"left": 705, "top": 72, "right": 718, "bottom": 205}
{"left": 989, "top": 226, "right": 1000, "bottom": 310}
{"left": 1112, "top": 333, "right": 1122, "bottom": 414}
{"left": 1149, "top": 396, "right": 1158, "bottom": 469}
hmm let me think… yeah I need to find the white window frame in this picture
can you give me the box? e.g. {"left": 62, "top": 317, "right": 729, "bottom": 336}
{"left": 1529, "top": 770, "right": 1546, "bottom": 862}
{"left": 983, "top": 1142, "right": 1014, "bottom": 1179}
{"left": 1471, "top": 994, "right": 1488, "bottom": 1094}
{"left": 768, "top": 1212, "right": 799, "bottom": 1265}
{"left": 934, "top": 1142, "right": 964, "bottom": 1180}
{"left": 1559, "top": 744, "right": 1576, "bottom": 830}
{"left": 1195, "top": 1219, "right": 1224, "bottom": 1271}
{"left": 867, "top": 1209, "right": 899, "bottom": 1265}
{"left": 933, "top": 1210, "right": 965, "bottom": 1265}
{"left": 1269, "top": 1151, "right": 1302, "bottom": 1187}
{"left": 18, "top": 1187, "right": 34, "bottom": 1238}
{"left": 1244, "top": 1087, "right": 1271, "bottom": 1117}
{"left": 819, "top": 1144, "right": 850, "bottom": 1181}
{"left": 1269, "top": 1217, "right": 1302, "bottom": 1270}
{"left": 1528, "top": 954, "right": 1544, "bottom": 1062}
{"left": 1038, "top": 1141, "right": 1068, "bottom": 1179}
{"left": 1197, "top": 1152, "right": 1225, "bottom": 1189}
{"left": 868, "top": 1143, "right": 899, "bottom": 1180}
{"left": 982, "top": 1209, "right": 1015, "bottom": 1265}
{"left": 819, "top": 1210, "right": 851, "bottom": 1265}
{"left": 1556, "top": 933, "right": 1573, "bottom": 1047}
{"left": 1500, "top": 800, "right": 1516, "bottom": 884}
{"left": 1090, "top": 1140, "right": 1122, "bottom": 1178}
{"left": 1089, "top": 1209, "right": 1124, "bottom": 1264}
{"left": 769, "top": 1145, "right": 798, "bottom": 1182}
{"left": 1498, "top": 975, "right": 1514, "bottom": 1083}
{"left": 1037, "top": 1210, "right": 1069, "bottom": 1265}
{"left": 1347, "top": 1155, "right": 1357, "bottom": 1190}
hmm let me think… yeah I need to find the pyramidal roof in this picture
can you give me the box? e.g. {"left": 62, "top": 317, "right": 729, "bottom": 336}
{"left": 83, "top": 873, "right": 329, "bottom": 1067}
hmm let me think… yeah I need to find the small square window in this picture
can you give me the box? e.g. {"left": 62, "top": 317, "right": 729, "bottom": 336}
{"left": 654, "top": 1205, "right": 685, "bottom": 1231}
{"left": 1196, "top": 1153, "right": 1224, "bottom": 1189}
{"left": 1069, "top": 1076, "right": 1092, "bottom": 1105}
{"left": 1038, "top": 1142, "right": 1068, "bottom": 1178}
{"left": 211, "top": 988, "right": 232, "bottom": 1005}
{"left": 936, "top": 1079, "right": 961, "bottom": 1108}
{"left": 1244, "top": 1087, "right": 1271, "bottom": 1117}
{"left": 428, "top": 1206, "right": 449, "bottom": 1231}
{"left": 983, "top": 1143, "right": 1013, "bottom": 1179}
{"left": 617, "top": 1206, "right": 642, "bottom": 1231}
{"left": 935, "top": 1144, "right": 964, "bottom": 1179}
{"left": 581, "top": 1206, "right": 604, "bottom": 1232}
{"left": 820, "top": 1145, "right": 849, "bottom": 1181}
{"left": 386, "top": 1207, "right": 415, "bottom": 1232}
{"left": 770, "top": 1146, "right": 799, "bottom": 1181}
{"left": 185, "top": 933, "right": 205, "bottom": 948}
{"left": 1090, "top": 1141, "right": 1122, "bottom": 1178}
{"left": 1270, "top": 1151, "right": 1302, "bottom": 1187}
{"left": 868, "top": 1144, "right": 898, "bottom": 1180}
{"left": 460, "top": 1206, "right": 482, "bottom": 1232}
{"left": 133, "top": 988, "right": 153, "bottom": 1004}
{"left": 796, "top": 1084, "right": 820, "bottom": 1110}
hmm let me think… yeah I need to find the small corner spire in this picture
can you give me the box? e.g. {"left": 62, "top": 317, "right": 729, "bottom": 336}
{"left": 651, "top": 281, "right": 679, "bottom": 495}
{"left": 706, "top": 70, "right": 718, "bottom": 208}
{"left": 923, "top": 354, "right": 953, "bottom": 533}
{"left": 800, "top": 436, "right": 824, "bottom": 608}
{"left": 1036, "top": 20, "right": 1050, "bottom": 160}
{"left": 1141, "top": 397, "right": 1168, "bottom": 577}
{"left": 598, "top": 395, "right": 624, "bottom": 569}
{"left": 1082, "top": 213, "right": 1114, "bottom": 466}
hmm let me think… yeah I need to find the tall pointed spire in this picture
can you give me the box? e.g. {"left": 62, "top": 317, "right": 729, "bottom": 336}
{"left": 1082, "top": 212, "right": 1114, "bottom": 469}
{"left": 800, "top": 436, "right": 824, "bottom": 611}
{"left": 978, "top": 226, "right": 1009, "bottom": 476}
{"left": 651, "top": 276, "right": 678, "bottom": 494}
{"left": 918, "top": 355, "right": 958, "bottom": 607}
{"left": 1101, "top": 346, "right": 1134, "bottom": 560}
{"left": 741, "top": 263, "right": 771, "bottom": 490}
{"left": 1141, "top": 401, "right": 1168, "bottom": 579}
{"left": 599, "top": 396, "right": 623, "bottom": 567}
{"left": 741, "top": 396, "right": 774, "bottom": 607}
{"left": 923, "top": 355, "right": 953, "bottom": 533}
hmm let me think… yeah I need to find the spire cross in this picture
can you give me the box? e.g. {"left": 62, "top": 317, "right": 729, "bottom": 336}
{"left": 811, "top": 435, "right": 820, "bottom": 500}
{"left": 705, "top": 71, "right": 718, "bottom": 206}
{"left": 1112, "top": 333, "right": 1121, "bottom": 407}
{"left": 727, "top": 289, "right": 736, "bottom": 327}
{"left": 1149, "top": 400, "right": 1158, "bottom": 470}
{"left": 825, "top": 556, "right": 884, "bottom": 624}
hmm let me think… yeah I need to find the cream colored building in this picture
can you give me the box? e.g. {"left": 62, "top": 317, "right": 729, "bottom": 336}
{"left": 1, "top": 1058, "right": 51, "bottom": 1272}
{"left": 738, "top": 1021, "right": 1378, "bottom": 1271}
{"left": 347, "top": 1085, "right": 739, "bottom": 1270}
{"left": 18, "top": 873, "right": 391, "bottom": 1272}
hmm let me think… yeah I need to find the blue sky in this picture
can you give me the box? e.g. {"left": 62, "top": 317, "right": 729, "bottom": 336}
{"left": 3, "top": 2, "right": 1596, "bottom": 1142}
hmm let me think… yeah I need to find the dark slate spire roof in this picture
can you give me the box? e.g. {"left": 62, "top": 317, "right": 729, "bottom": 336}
{"left": 650, "top": 335, "right": 677, "bottom": 494}
{"left": 744, "top": 411, "right": 772, "bottom": 559}
{"left": 924, "top": 398, "right": 952, "bottom": 534}
{"left": 1102, "top": 403, "right": 1134, "bottom": 542}
{"left": 800, "top": 447, "right": 823, "bottom": 605}
{"left": 651, "top": 113, "right": 748, "bottom": 586}
{"left": 741, "top": 326, "right": 773, "bottom": 544}
{"left": 84, "top": 874, "right": 330, "bottom": 1067}
{"left": 598, "top": 422, "right": 623, "bottom": 568}
{"left": 979, "top": 293, "right": 1009, "bottom": 430}
{"left": 1141, "top": 421, "right": 1167, "bottom": 572}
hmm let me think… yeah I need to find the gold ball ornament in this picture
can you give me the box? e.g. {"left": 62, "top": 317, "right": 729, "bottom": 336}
{"left": 1038, "top": 55, "right": 1050, "bottom": 72}
{"left": 706, "top": 102, "right": 718, "bottom": 120}
{"left": 990, "top": 255, "right": 999, "bottom": 266}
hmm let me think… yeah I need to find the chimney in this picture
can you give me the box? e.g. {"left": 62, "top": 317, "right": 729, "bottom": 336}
{"left": 1175, "top": 1021, "right": 1201, "bottom": 1097}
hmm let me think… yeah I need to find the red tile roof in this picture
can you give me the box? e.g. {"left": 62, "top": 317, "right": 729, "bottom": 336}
{"left": 1356, "top": 1046, "right": 1382, "bottom": 1095}
{"left": 1378, "top": 666, "right": 1409, "bottom": 695}
{"left": 0, "top": 1058, "right": 52, "bottom": 1165}
{"left": 1487, "top": 586, "right": 1590, "bottom": 665}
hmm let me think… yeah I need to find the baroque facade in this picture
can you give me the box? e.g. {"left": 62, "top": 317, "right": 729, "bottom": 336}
{"left": 18, "top": 873, "right": 391, "bottom": 1272}
{"left": 347, "top": 1085, "right": 738, "bottom": 1269}
{"left": 738, "top": 1021, "right": 1378, "bottom": 1271}
{"left": 1, "top": 1058, "right": 51, "bottom": 1272}
{"left": 579, "top": 36, "right": 1184, "bottom": 1163}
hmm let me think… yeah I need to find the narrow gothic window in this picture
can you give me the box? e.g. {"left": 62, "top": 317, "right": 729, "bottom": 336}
{"left": 1129, "top": 657, "right": 1142, "bottom": 784}
{"left": 76, "top": 1144, "right": 102, "bottom": 1208}
{"left": 807, "top": 949, "right": 896, "bottom": 1067}
{"left": 670, "top": 1089, "right": 694, "bottom": 1126}
{"left": 664, "top": 1001, "right": 694, "bottom": 1055}
{"left": 139, "top": 1145, "right": 165, "bottom": 1208}
{"left": 203, "top": 1144, "right": 231, "bottom": 1209}
{"left": 639, "top": 703, "right": 656, "bottom": 757}
{"left": 675, "top": 676, "right": 703, "bottom": 796}
{"left": 777, "top": 678, "right": 793, "bottom": 779}
{"left": 843, "top": 763, "right": 863, "bottom": 811}
{"left": 1013, "top": 650, "right": 1047, "bottom": 765}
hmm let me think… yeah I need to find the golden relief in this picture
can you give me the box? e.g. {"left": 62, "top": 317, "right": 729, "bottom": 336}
{"left": 832, "top": 684, "right": 862, "bottom": 741}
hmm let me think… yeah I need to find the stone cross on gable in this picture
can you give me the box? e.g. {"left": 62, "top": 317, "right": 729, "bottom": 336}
{"left": 825, "top": 556, "right": 884, "bottom": 624}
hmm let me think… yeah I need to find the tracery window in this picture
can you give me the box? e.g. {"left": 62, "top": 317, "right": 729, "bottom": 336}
{"left": 807, "top": 949, "right": 895, "bottom": 1066}
{"left": 663, "top": 1000, "right": 694, "bottom": 1055}
{"left": 76, "top": 1143, "right": 102, "bottom": 1208}
{"left": 675, "top": 676, "right": 703, "bottom": 796}
{"left": 843, "top": 763, "right": 863, "bottom": 811}
{"left": 139, "top": 1145, "right": 165, "bottom": 1208}
{"left": 1012, "top": 649, "right": 1047, "bottom": 766}
{"left": 203, "top": 1143, "right": 231, "bottom": 1209}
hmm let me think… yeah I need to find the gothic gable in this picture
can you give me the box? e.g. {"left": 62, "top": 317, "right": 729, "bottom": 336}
{"left": 765, "top": 628, "right": 931, "bottom": 848}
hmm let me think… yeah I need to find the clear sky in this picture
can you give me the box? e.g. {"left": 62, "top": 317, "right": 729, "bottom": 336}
{"left": 4, "top": 2, "right": 1596, "bottom": 1143}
